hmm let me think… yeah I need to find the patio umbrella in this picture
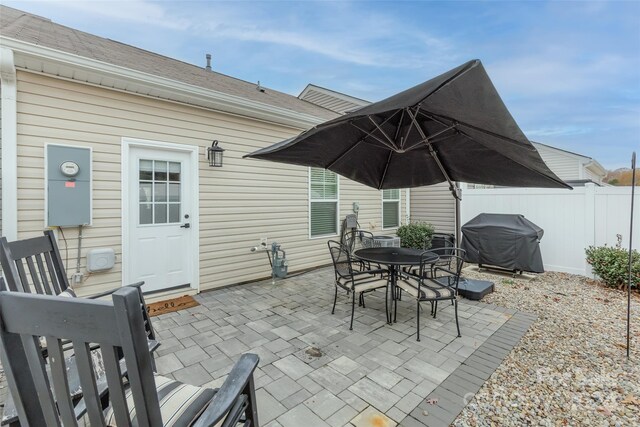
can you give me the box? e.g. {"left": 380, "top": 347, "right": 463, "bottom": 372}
{"left": 245, "top": 59, "right": 570, "bottom": 194}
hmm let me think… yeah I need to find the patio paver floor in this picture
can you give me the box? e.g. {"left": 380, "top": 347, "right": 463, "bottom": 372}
{"left": 153, "top": 267, "right": 533, "bottom": 427}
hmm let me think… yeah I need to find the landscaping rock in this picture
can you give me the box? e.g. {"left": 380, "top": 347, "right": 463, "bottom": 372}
{"left": 454, "top": 270, "right": 640, "bottom": 426}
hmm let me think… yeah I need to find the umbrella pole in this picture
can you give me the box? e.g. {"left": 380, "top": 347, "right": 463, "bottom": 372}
{"left": 455, "top": 183, "right": 461, "bottom": 245}
{"left": 628, "top": 151, "right": 636, "bottom": 359}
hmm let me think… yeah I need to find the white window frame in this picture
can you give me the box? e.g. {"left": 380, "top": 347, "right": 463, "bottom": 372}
{"left": 382, "top": 188, "right": 401, "bottom": 229}
{"left": 308, "top": 168, "right": 340, "bottom": 239}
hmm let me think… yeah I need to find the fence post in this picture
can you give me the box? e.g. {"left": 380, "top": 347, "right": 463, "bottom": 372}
{"left": 584, "top": 183, "right": 596, "bottom": 277}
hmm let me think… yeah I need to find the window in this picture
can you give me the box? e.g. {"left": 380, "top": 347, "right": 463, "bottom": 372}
{"left": 382, "top": 189, "right": 400, "bottom": 228}
{"left": 139, "top": 159, "right": 181, "bottom": 225}
{"left": 309, "top": 168, "right": 338, "bottom": 237}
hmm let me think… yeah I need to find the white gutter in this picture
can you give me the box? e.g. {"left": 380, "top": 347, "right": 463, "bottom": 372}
{"left": 0, "top": 47, "right": 17, "bottom": 241}
{"left": 0, "top": 37, "right": 326, "bottom": 130}
{"left": 583, "top": 159, "right": 607, "bottom": 179}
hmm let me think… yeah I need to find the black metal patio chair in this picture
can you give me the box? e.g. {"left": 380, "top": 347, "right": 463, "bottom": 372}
{"left": 426, "top": 232, "right": 456, "bottom": 252}
{"left": 0, "top": 287, "right": 260, "bottom": 427}
{"left": 343, "top": 229, "right": 381, "bottom": 271}
{"left": 328, "top": 240, "right": 390, "bottom": 330}
{"left": 396, "top": 249, "right": 465, "bottom": 341}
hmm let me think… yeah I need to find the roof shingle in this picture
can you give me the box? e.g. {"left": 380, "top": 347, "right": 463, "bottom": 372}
{"left": 0, "top": 5, "right": 337, "bottom": 121}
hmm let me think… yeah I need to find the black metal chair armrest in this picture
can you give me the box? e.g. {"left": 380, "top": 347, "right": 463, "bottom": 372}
{"left": 432, "top": 266, "right": 455, "bottom": 278}
{"left": 424, "top": 276, "right": 456, "bottom": 291}
{"left": 192, "top": 353, "right": 260, "bottom": 427}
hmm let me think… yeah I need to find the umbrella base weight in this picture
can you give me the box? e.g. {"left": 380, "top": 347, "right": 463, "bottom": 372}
{"left": 457, "top": 278, "right": 495, "bottom": 301}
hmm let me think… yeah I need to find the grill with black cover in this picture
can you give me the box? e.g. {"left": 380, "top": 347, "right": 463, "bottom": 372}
{"left": 461, "top": 213, "right": 544, "bottom": 274}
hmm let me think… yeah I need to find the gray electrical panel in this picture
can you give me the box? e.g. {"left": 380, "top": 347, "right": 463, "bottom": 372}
{"left": 46, "top": 144, "right": 92, "bottom": 227}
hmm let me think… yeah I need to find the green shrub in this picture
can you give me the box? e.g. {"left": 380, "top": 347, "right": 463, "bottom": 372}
{"left": 585, "top": 245, "right": 640, "bottom": 290}
{"left": 396, "top": 221, "right": 435, "bottom": 249}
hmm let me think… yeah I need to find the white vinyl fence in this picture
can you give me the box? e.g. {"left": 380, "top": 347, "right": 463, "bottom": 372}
{"left": 460, "top": 183, "right": 640, "bottom": 276}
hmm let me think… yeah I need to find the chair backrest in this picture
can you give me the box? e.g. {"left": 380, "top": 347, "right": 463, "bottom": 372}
{"left": 0, "top": 230, "right": 69, "bottom": 294}
{"left": 0, "top": 287, "right": 161, "bottom": 427}
{"left": 422, "top": 248, "right": 466, "bottom": 290}
{"left": 426, "top": 232, "right": 455, "bottom": 253}
{"left": 328, "top": 240, "right": 354, "bottom": 281}
{"left": 344, "top": 229, "right": 375, "bottom": 253}
{"left": 1, "top": 232, "right": 157, "bottom": 354}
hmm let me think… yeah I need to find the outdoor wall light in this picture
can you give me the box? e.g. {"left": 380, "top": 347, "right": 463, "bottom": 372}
{"left": 207, "top": 140, "right": 225, "bottom": 167}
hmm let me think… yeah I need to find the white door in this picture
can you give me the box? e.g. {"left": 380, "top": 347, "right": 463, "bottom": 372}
{"left": 127, "top": 146, "right": 194, "bottom": 293}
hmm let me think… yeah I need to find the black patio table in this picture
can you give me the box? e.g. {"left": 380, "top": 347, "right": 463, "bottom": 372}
{"left": 354, "top": 247, "right": 439, "bottom": 323}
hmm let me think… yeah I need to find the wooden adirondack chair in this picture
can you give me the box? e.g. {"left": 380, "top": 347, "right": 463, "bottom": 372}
{"left": 0, "top": 231, "right": 158, "bottom": 425}
{"left": 0, "top": 287, "right": 259, "bottom": 426}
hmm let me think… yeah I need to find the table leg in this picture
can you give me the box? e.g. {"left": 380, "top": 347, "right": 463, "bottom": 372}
{"left": 386, "top": 266, "right": 396, "bottom": 324}
{"left": 393, "top": 266, "right": 398, "bottom": 323}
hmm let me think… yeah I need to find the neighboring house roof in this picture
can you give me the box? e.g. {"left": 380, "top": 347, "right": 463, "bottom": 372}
{"left": 531, "top": 141, "right": 606, "bottom": 178}
{"left": 0, "top": 5, "right": 337, "bottom": 127}
{"left": 298, "top": 84, "right": 369, "bottom": 114}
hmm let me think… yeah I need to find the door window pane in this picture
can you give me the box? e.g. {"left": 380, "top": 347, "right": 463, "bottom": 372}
{"left": 154, "top": 204, "right": 167, "bottom": 224}
{"left": 154, "top": 161, "right": 167, "bottom": 181}
{"left": 139, "top": 182, "right": 152, "bottom": 202}
{"left": 169, "top": 183, "right": 181, "bottom": 202}
{"left": 139, "top": 160, "right": 153, "bottom": 180}
{"left": 169, "top": 162, "right": 181, "bottom": 182}
{"left": 154, "top": 183, "right": 167, "bottom": 202}
{"left": 169, "top": 204, "right": 180, "bottom": 223}
{"left": 139, "top": 204, "right": 152, "bottom": 224}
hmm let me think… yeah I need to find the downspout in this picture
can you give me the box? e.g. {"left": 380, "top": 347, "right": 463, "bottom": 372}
{"left": 0, "top": 47, "right": 17, "bottom": 241}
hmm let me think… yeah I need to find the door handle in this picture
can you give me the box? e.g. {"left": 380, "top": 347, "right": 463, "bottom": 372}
{"left": 180, "top": 223, "right": 191, "bottom": 229}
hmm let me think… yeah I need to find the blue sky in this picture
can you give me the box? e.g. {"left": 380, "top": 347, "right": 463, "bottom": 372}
{"left": 5, "top": 0, "right": 639, "bottom": 169}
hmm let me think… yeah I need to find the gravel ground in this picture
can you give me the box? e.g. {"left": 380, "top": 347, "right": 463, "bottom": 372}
{"left": 453, "top": 268, "right": 640, "bottom": 427}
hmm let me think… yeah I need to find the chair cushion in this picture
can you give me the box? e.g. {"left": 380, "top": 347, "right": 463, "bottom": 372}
{"left": 353, "top": 277, "right": 389, "bottom": 293}
{"left": 397, "top": 277, "right": 454, "bottom": 300}
{"left": 337, "top": 275, "right": 388, "bottom": 293}
{"left": 58, "top": 288, "right": 77, "bottom": 298}
{"left": 104, "top": 375, "right": 217, "bottom": 427}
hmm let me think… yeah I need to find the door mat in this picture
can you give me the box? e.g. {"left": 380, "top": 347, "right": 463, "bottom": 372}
{"left": 146, "top": 295, "right": 199, "bottom": 317}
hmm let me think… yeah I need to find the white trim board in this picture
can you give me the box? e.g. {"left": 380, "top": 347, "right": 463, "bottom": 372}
{"left": 0, "top": 47, "right": 17, "bottom": 241}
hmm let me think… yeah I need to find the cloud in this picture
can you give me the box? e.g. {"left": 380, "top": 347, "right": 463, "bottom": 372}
{"left": 525, "top": 126, "right": 594, "bottom": 138}
{"left": 489, "top": 54, "right": 631, "bottom": 97}
{"left": 7, "top": 0, "right": 190, "bottom": 30}
{"left": 189, "top": 2, "right": 457, "bottom": 69}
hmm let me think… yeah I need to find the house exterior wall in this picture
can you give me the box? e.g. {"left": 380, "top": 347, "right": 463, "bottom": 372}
{"left": 15, "top": 71, "right": 404, "bottom": 296}
{"left": 533, "top": 143, "right": 581, "bottom": 181}
{"left": 409, "top": 182, "right": 455, "bottom": 234}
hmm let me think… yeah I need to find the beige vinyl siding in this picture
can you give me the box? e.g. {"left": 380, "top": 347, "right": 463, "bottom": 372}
{"left": 409, "top": 182, "right": 455, "bottom": 234}
{"left": 299, "top": 91, "right": 356, "bottom": 114}
{"left": 533, "top": 143, "right": 581, "bottom": 181}
{"left": 15, "top": 71, "right": 405, "bottom": 296}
